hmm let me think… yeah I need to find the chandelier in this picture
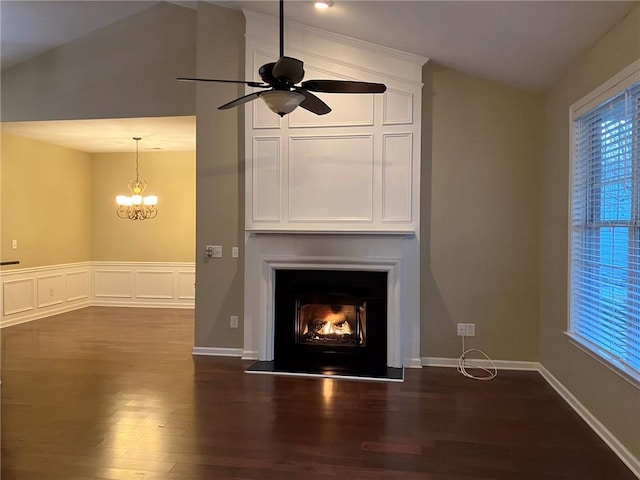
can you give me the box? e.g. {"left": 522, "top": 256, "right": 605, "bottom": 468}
{"left": 116, "top": 137, "right": 158, "bottom": 220}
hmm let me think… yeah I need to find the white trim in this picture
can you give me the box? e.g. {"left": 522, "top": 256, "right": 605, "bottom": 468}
{"left": 242, "top": 350, "right": 259, "bottom": 360}
{"left": 91, "top": 301, "right": 194, "bottom": 309}
{"left": 1, "top": 300, "right": 90, "bottom": 328}
{"left": 538, "top": 365, "right": 640, "bottom": 478}
{"left": 421, "top": 357, "right": 540, "bottom": 371}
{"left": 192, "top": 347, "right": 243, "bottom": 357}
{"left": 258, "top": 255, "right": 403, "bottom": 367}
{"left": 404, "top": 357, "right": 423, "bottom": 368}
{"left": 567, "top": 58, "right": 640, "bottom": 386}
{"left": 571, "top": 59, "right": 640, "bottom": 116}
{"left": 565, "top": 332, "right": 640, "bottom": 389}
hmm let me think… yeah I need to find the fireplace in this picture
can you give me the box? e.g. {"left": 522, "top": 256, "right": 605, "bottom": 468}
{"left": 273, "top": 269, "right": 387, "bottom": 375}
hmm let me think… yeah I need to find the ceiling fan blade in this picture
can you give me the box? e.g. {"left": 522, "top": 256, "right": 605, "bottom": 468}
{"left": 272, "top": 57, "right": 305, "bottom": 84}
{"left": 218, "top": 91, "right": 262, "bottom": 110}
{"left": 177, "top": 77, "right": 269, "bottom": 88}
{"left": 294, "top": 88, "right": 331, "bottom": 115}
{"left": 301, "top": 80, "right": 387, "bottom": 94}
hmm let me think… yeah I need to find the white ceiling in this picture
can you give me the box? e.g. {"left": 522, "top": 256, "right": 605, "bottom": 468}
{"left": 1, "top": 117, "right": 196, "bottom": 153}
{"left": 0, "top": 0, "right": 637, "bottom": 152}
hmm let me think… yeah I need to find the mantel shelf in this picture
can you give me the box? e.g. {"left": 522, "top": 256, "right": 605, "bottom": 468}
{"left": 245, "top": 228, "right": 416, "bottom": 237}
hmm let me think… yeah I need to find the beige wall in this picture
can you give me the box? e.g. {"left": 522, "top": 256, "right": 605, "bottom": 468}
{"left": 421, "top": 65, "right": 543, "bottom": 360}
{"left": 194, "top": 3, "right": 245, "bottom": 349}
{"left": 1, "top": 2, "right": 196, "bottom": 122}
{"left": 540, "top": 5, "right": 640, "bottom": 458}
{"left": 0, "top": 132, "right": 91, "bottom": 268}
{"left": 91, "top": 151, "right": 195, "bottom": 262}
{"left": 0, "top": 133, "right": 194, "bottom": 267}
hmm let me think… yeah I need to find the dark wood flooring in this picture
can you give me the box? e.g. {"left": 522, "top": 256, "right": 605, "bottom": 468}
{"left": 1, "top": 307, "right": 635, "bottom": 479}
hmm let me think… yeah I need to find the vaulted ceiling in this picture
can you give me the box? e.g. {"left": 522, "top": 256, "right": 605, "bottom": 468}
{"left": 1, "top": 0, "right": 637, "bottom": 152}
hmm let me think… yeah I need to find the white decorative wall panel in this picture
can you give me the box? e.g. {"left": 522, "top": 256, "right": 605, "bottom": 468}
{"left": 289, "top": 135, "right": 374, "bottom": 221}
{"left": 382, "top": 133, "right": 413, "bottom": 222}
{"left": 177, "top": 272, "right": 195, "bottom": 300}
{"left": 244, "top": 11, "right": 426, "bottom": 232}
{"left": 1, "top": 262, "right": 194, "bottom": 328}
{"left": 289, "top": 67, "right": 374, "bottom": 128}
{"left": 252, "top": 137, "right": 281, "bottom": 221}
{"left": 135, "top": 271, "right": 174, "bottom": 299}
{"left": 383, "top": 89, "right": 413, "bottom": 125}
{"left": 91, "top": 262, "right": 195, "bottom": 308}
{"left": 3, "top": 278, "right": 34, "bottom": 316}
{"left": 94, "top": 270, "right": 132, "bottom": 298}
{"left": 37, "top": 274, "right": 65, "bottom": 308}
{"left": 66, "top": 271, "right": 89, "bottom": 301}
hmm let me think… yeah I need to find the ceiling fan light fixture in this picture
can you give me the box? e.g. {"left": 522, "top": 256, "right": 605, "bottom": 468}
{"left": 260, "top": 90, "right": 305, "bottom": 116}
{"left": 314, "top": 0, "right": 333, "bottom": 9}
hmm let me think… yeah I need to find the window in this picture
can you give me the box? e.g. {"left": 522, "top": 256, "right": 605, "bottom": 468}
{"left": 569, "top": 61, "right": 640, "bottom": 381}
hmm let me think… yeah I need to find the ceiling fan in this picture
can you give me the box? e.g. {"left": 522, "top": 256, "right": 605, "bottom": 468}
{"left": 177, "top": 0, "right": 386, "bottom": 116}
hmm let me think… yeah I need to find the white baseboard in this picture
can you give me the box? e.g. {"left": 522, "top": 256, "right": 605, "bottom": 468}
{"left": 404, "top": 357, "right": 423, "bottom": 368}
{"left": 192, "top": 347, "right": 243, "bottom": 357}
{"left": 1, "top": 300, "right": 91, "bottom": 328}
{"left": 242, "top": 350, "right": 259, "bottom": 360}
{"left": 538, "top": 365, "right": 640, "bottom": 478}
{"left": 91, "top": 301, "right": 194, "bottom": 309}
{"left": 421, "top": 356, "right": 540, "bottom": 371}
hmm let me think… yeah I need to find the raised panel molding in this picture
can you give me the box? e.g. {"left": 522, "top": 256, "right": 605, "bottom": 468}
{"left": 288, "top": 135, "right": 374, "bottom": 222}
{"left": 94, "top": 270, "right": 132, "bottom": 298}
{"left": 37, "top": 274, "right": 65, "bottom": 308}
{"left": 177, "top": 271, "right": 195, "bottom": 300}
{"left": 67, "top": 271, "right": 89, "bottom": 301}
{"left": 1, "top": 263, "right": 91, "bottom": 327}
{"left": 382, "top": 133, "right": 413, "bottom": 222}
{"left": 135, "top": 271, "right": 174, "bottom": 299}
{"left": 91, "top": 263, "right": 196, "bottom": 308}
{"left": 3, "top": 278, "right": 35, "bottom": 316}
{"left": 1, "top": 262, "right": 195, "bottom": 328}
{"left": 245, "top": 10, "right": 425, "bottom": 233}
{"left": 383, "top": 89, "right": 413, "bottom": 125}
{"left": 252, "top": 137, "right": 281, "bottom": 221}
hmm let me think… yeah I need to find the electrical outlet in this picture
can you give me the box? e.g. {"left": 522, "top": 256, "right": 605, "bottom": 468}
{"left": 465, "top": 323, "right": 476, "bottom": 337}
{"left": 230, "top": 315, "right": 239, "bottom": 328}
{"left": 457, "top": 323, "right": 466, "bottom": 336}
{"left": 232, "top": 247, "right": 239, "bottom": 258}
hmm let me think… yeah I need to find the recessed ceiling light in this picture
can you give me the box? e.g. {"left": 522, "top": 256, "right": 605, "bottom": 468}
{"left": 314, "top": 0, "right": 333, "bottom": 10}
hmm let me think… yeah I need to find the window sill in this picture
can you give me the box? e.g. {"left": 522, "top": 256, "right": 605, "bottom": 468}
{"left": 564, "top": 332, "right": 640, "bottom": 389}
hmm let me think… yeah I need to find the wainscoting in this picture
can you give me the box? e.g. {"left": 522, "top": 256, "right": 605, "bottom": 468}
{"left": 0, "top": 261, "right": 194, "bottom": 328}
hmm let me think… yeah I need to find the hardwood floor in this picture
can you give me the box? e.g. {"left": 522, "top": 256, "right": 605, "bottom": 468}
{"left": 1, "top": 307, "right": 635, "bottom": 479}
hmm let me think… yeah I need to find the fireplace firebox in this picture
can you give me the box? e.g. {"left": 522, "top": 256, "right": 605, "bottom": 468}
{"left": 274, "top": 269, "right": 387, "bottom": 375}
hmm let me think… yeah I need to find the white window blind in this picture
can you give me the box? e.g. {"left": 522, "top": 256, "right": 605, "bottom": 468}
{"left": 570, "top": 77, "right": 640, "bottom": 379}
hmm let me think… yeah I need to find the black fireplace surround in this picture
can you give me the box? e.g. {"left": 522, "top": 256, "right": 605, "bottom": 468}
{"left": 273, "top": 269, "right": 388, "bottom": 375}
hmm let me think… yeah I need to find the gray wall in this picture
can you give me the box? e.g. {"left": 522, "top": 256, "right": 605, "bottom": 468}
{"left": 539, "top": 5, "right": 640, "bottom": 458}
{"left": 1, "top": 2, "right": 196, "bottom": 121}
{"left": 193, "top": 3, "right": 245, "bottom": 350}
{"left": 421, "top": 64, "right": 543, "bottom": 361}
